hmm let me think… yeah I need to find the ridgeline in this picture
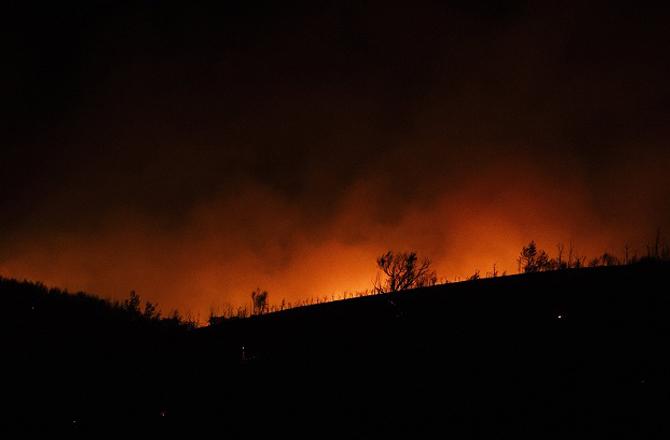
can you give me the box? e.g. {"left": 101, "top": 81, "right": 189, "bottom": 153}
{"left": 4, "top": 261, "right": 670, "bottom": 436}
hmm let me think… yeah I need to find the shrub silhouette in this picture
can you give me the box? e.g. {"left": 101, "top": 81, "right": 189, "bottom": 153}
{"left": 589, "top": 252, "right": 620, "bottom": 267}
{"left": 536, "top": 249, "right": 552, "bottom": 271}
{"left": 143, "top": 301, "right": 160, "bottom": 320}
{"left": 374, "top": 250, "right": 437, "bottom": 293}
{"left": 251, "top": 288, "right": 269, "bottom": 315}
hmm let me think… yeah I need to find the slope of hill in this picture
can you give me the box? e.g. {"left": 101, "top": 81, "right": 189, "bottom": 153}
{"left": 1, "top": 279, "right": 192, "bottom": 431}
{"left": 4, "top": 262, "right": 670, "bottom": 436}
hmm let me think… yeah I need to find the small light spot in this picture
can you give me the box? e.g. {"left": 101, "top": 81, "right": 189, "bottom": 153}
{"left": 557, "top": 314, "right": 562, "bottom": 319}
{"left": 160, "top": 410, "right": 167, "bottom": 417}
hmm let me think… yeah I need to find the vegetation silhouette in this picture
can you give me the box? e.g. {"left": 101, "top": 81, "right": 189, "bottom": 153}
{"left": 4, "top": 232, "right": 670, "bottom": 435}
{"left": 205, "top": 233, "right": 670, "bottom": 320}
{"left": 373, "top": 250, "right": 437, "bottom": 294}
{"left": 251, "top": 288, "right": 269, "bottom": 315}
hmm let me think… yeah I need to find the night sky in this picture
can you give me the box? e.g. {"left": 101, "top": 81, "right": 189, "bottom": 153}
{"left": 2, "top": 1, "right": 669, "bottom": 318}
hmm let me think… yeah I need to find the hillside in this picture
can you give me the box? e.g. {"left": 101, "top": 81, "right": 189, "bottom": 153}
{"left": 4, "top": 262, "right": 670, "bottom": 436}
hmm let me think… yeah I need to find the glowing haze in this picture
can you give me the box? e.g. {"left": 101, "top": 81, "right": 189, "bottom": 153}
{"left": 2, "top": 2, "right": 669, "bottom": 318}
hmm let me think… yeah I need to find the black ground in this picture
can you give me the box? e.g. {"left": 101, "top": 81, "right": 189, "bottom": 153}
{"left": 4, "top": 262, "right": 670, "bottom": 437}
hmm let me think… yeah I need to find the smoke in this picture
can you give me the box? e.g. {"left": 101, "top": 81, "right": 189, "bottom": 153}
{"left": 2, "top": 2, "right": 669, "bottom": 318}
{"left": 2, "top": 145, "right": 667, "bottom": 318}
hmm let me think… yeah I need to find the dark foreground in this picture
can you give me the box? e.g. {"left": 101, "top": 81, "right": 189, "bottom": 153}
{"left": 4, "top": 262, "right": 670, "bottom": 437}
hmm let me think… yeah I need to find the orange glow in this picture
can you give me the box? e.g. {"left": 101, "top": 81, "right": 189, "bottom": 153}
{"left": 3, "top": 0, "right": 669, "bottom": 328}
{"left": 0, "top": 158, "right": 663, "bottom": 321}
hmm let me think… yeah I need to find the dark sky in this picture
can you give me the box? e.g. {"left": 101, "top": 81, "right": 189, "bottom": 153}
{"left": 2, "top": 1, "right": 669, "bottom": 317}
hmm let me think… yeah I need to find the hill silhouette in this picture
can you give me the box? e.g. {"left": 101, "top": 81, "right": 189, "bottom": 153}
{"left": 4, "top": 261, "right": 670, "bottom": 436}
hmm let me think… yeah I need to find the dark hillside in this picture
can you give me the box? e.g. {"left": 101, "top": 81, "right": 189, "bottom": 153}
{"left": 190, "top": 262, "right": 670, "bottom": 437}
{"left": 2, "top": 279, "right": 192, "bottom": 431}
{"left": 4, "top": 262, "right": 670, "bottom": 436}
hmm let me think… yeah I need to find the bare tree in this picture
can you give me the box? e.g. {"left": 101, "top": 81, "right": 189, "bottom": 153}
{"left": 624, "top": 243, "right": 630, "bottom": 265}
{"left": 568, "top": 241, "right": 574, "bottom": 268}
{"left": 373, "top": 251, "right": 437, "bottom": 294}
{"left": 564, "top": 241, "right": 586, "bottom": 268}
{"left": 251, "top": 288, "right": 269, "bottom": 315}
{"left": 647, "top": 228, "right": 669, "bottom": 260}
{"left": 556, "top": 243, "right": 566, "bottom": 269}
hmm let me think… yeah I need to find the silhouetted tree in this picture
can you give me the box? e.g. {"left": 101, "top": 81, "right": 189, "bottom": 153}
{"left": 646, "top": 228, "right": 669, "bottom": 261}
{"left": 518, "top": 241, "right": 554, "bottom": 272}
{"left": 518, "top": 241, "right": 538, "bottom": 273}
{"left": 124, "top": 290, "right": 141, "bottom": 314}
{"left": 491, "top": 263, "right": 498, "bottom": 278}
{"left": 585, "top": 252, "right": 619, "bottom": 267}
{"left": 653, "top": 228, "right": 662, "bottom": 259}
{"left": 143, "top": 301, "right": 160, "bottom": 320}
{"left": 536, "top": 250, "right": 552, "bottom": 271}
{"left": 556, "top": 243, "right": 566, "bottom": 269}
{"left": 251, "top": 288, "right": 269, "bottom": 315}
{"left": 624, "top": 243, "right": 631, "bottom": 265}
{"left": 600, "top": 252, "right": 619, "bottom": 266}
{"left": 568, "top": 241, "right": 575, "bottom": 268}
{"left": 373, "top": 251, "right": 437, "bottom": 293}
